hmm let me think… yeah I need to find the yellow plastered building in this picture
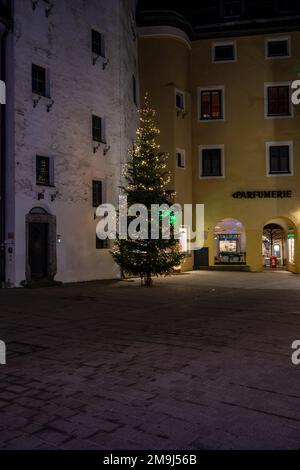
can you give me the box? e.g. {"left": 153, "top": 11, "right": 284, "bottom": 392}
{"left": 138, "top": 12, "right": 300, "bottom": 273}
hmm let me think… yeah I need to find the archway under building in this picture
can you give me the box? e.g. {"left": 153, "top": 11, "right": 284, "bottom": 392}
{"left": 214, "top": 218, "right": 246, "bottom": 265}
{"left": 262, "top": 217, "right": 296, "bottom": 271}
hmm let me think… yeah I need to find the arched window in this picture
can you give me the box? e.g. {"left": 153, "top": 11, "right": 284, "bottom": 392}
{"left": 29, "top": 207, "right": 49, "bottom": 215}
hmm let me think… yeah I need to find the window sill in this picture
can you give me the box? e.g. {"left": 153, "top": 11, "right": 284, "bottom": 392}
{"left": 265, "top": 113, "right": 292, "bottom": 119}
{"left": 199, "top": 174, "right": 224, "bottom": 179}
{"left": 199, "top": 117, "right": 225, "bottom": 122}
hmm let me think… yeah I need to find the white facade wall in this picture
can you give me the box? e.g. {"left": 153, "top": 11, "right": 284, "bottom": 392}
{"left": 5, "top": 0, "right": 138, "bottom": 286}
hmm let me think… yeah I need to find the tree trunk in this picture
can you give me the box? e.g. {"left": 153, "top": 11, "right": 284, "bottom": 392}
{"left": 144, "top": 272, "right": 153, "bottom": 287}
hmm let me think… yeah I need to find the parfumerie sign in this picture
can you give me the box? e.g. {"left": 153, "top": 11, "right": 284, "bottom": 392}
{"left": 232, "top": 190, "right": 292, "bottom": 199}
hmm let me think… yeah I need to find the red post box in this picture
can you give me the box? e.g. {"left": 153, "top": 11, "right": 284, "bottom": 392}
{"left": 270, "top": 256, "right": 277, "bottom": 268}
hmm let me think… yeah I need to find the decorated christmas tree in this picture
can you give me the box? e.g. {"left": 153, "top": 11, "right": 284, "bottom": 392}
{"left": 112, "top": 94, "right": 183, "bottom": 286}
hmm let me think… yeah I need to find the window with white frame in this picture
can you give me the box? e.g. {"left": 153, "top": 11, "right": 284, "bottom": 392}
{"left": 266, "top": 37, "right": 290, "bottom": 59}
{"left": 175, "top": 89, "right": 185, "bottom": 111}
{"left": 265, "top": 82, "right": 292, "bottom": 118}
{"left": 176, "top": 149, "right": 186, "bottom": 169}
{"left": 213, "top": 41, "right": 236, "bottom": 63}
{"left": 199, "top": 145, "right": 224, "bottom": 178}
{"left": 266, "top": 141, "right": 293, "bottom": 176}
{"left": 198, "top": 86, "right": 225, "bottom": 121}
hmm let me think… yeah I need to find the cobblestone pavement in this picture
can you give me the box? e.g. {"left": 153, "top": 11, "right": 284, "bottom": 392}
{"left": 1, "top": 272, "right": 300, "bottom": 450}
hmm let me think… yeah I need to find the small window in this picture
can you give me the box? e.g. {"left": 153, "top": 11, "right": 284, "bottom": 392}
{"left": 266, "top": 38, "right": 289, "bottom": 58}
{"left": 213, "top": 43, "right": 236, "bottom": 62}
{"left": 266, "top": 85, "right": 291, "bottom": 117}
{"left": 92, "top": 180, "right": 103, "bottom": 207}
{"left": 132, "top": 75, "right": 137, "bottom": 105}
{"left": 176, "top": 149, "right": 186, "bottom": 169}
{"left": 266, "top": 142, "right": 293, "bottom": 176}
{"left": 32, "top": 64, "right": 47, "bottom": 97}
{"left": 96, "top": 236, "right": 108, "bottom": 250}
{"left": 92, "top": 29, "right": 104, "bottom": 57}
{"left": 175, "top": 90, "right": 185, "bottom": 111}
{"left": 223, "top": 0, "right": 241, "bottom": 18}
{"left": 92, "top": 115, "right": 105, "bottom": 143}
{"left": 199, "top": 146, "right": 224, "bottom": 178}
{"left": 199, "top": 88, "right": 224, "bottom": 120}
{"left": 36, "top": 156, "right": 53, "bottom": 186}
{"left": 269, "top": 145, "right": 291, "bottom": 174}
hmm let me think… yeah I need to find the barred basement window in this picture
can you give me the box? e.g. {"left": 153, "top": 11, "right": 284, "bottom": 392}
{"left": 36, "top": 156, "right": 53, "bottom": 186}
{"left": 32, "top": 64, "right": 47, "bottom": 96}
{"left": 92, "top": 180, "right": 103, "bottom": 207}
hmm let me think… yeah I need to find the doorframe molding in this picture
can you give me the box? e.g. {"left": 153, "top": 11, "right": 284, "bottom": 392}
{"left": 25, "top": 212, "right": 57, "bottom": 282}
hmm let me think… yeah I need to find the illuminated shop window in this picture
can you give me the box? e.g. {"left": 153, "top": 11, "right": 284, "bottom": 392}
{"left": 288, "top": 235, "right": 295, "bottom": 264}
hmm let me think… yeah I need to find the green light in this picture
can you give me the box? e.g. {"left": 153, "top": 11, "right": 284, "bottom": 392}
{"left": 288, "top": 233, "right": 295, "bottom": 238}
{"left": 160, "top": 210, "right": 176, "bottom": 226}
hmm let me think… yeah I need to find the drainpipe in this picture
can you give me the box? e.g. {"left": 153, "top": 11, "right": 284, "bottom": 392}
{"left": 0, "top": 5, "right": 10, "bottom": 288}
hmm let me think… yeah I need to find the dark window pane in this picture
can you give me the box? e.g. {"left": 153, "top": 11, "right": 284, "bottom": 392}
{"left": 92, "top": 180, "right": 102, "bottom": 207}
{"left": 201, "top": 90, "right": 222, "bottom": 120}
{"left": 267, "top": 40, "right": 289, "bottom": 57}
{"left": 92, "top": 29, "right": 103, "bottom": 56}
{"left": 132, "top": 75, "right": 137, "bottom": 105}
{"left": 176, "top": 152, "right": 184, "bottom": 168}
{"left": 269, "top": 146, "right": 290, "bottom": 174}
{"left": 32, "top": 64, "right": 46, "bottom": 96}
{"left": 92, "top": 115, "right": 102, "bottom": 142}
{"left": 176, "top": 93, "right": 184, "bottom": 109}
{"left": 267, "top": 86, "right": 290, "bottom": 116}
{"left": 214, "top": 44, "right": 235, "bottom": 61}
{"left": 36, "top": 156, "right": 50, "bottom": 186}
{"left": 96, "top": 236, "right": 108, "bottom": 249}
{"left": 202, "top": 149, "right": 222, "bottom": 176}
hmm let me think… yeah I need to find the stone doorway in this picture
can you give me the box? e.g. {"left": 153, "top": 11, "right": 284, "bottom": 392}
{"left": 26, "top": 207, "right": 57, "bottom": 282}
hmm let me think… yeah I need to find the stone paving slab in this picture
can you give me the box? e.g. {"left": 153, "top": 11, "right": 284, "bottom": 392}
{"left": 0, "top": 272, "right": 300, "bottom": 449}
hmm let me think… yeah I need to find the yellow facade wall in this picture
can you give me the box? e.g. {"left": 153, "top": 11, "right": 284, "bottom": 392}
{"left": 139, "top": 30, "right": 300, "bottom": 273}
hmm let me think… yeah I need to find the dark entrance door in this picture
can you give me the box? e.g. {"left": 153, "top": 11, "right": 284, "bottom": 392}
{"left": 29, "top": 223, "right": 48, "bottom": 280}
